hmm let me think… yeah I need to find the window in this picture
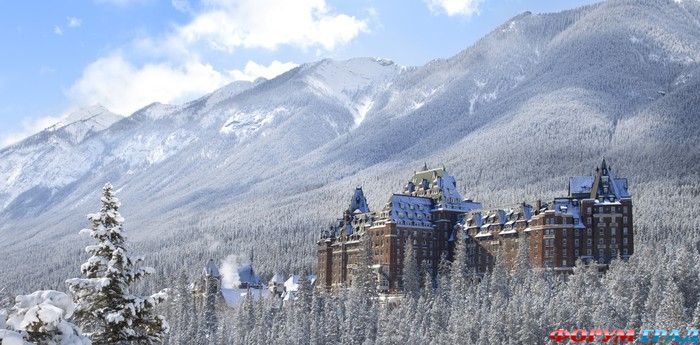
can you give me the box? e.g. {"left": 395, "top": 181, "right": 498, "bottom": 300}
{"left": 611, "top": 227, "right": 617, "bottom": 235}
{"left": 575, "top": 249, "right": 580, "bottom": 256}
{"left": 623, "top": 217, "right": 628, "bottom": 224}
{"left": 575, "top": 239, "right": 580, "bottom": 246}
{"left": 562, "top": 260, "right": 568, "bottom": 267}
{"left": 587, "top": 239, "right": 592, "bottom": 246}
{"left": 598, "top": 249, "right": 605, "bottom": 259}
{"left": 623, "top": 248, "right": 628, "bottom": 255}
{"left": 563, "top": 238, "right": 568, "bottom": 246}
{"left": 587, "top": 249, "right": 592, "bottom": 256}
{"left": 598, "top": 238, "right": 604, "bottom": 245}
{"left": 587, "top": 207, "right": 592, "bottom": 213}
{"left": 587, "top": 228, "right": 592, "bottom": 237}
{"left": 623, "top": 227, "right": 628, "bottom": 235}
{"left": 611, "top": 238, "right": 616, "bottom": 245}
{"left": 623, "top": 238, "right": 628, "bottom": 245}
{"left": 623, "top": 206, "right": 628, "bottom": 214}
{"left": 587, "top": 217, "right": 592, "bottom": 224}
{"left": 599, "top": 229, "right": 604, "bottom": 237}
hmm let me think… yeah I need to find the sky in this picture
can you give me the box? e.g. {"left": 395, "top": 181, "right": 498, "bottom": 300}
{"left": 0, "top": 0, "right": 598, "bottom": 147}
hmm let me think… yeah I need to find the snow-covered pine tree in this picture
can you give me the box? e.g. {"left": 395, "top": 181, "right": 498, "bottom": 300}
{"left": 401, "top": 238, "right": 420, "bottom": 298}
{"left": 1, "top": 290, "right": 90, "bottom": 345}
{"left": 450, "top": 228, "right": 469, "bottom": 297}
{"left": 235, "top": 292, "right": 255, "bottom": 344}
{"left": 353, "top": 237, "right": 378, "bottom": 298}
{"left": 66, "top": 183, "right": 168, "bottom": 344}
{"left": 656, "top": 280, "right": 686, "bottom": 328}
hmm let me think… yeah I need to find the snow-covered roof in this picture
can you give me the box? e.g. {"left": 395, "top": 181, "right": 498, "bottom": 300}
{"left": 403, "top": 166, "right": 481, "bottom": 212}
{"left": 499, "top": 228, "right": 518, "bottom": 235}
{"left": 552, "top": 198, "right": 585, "bottom": 229}
{"left": 385, "top": 194, "right": 434, "bottom": 228}
{"left": 348, "top": 187, "right": 370, "bottom": 214}
{"left": 237, "top": 264, "right": 261, "bottom": 285}
{"left": 221, "top": 288, "right": 265, "bottom": 306}
{"left": 269, "top": 273, "right": 286, "bottom": 285}
{"left": 569, "top": 176, "right": 594, "bottom": 196}
{"left": 283, "top": 274, "right": 317, "bottom": 292}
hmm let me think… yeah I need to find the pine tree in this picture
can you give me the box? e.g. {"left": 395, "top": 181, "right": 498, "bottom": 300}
{"left": 2, "top": 290, "right": 91, "bottom": 345}
{"left": 401, "top": 237, "right": 420, "bottom": 298}
{"left": 450, "top": 228, "right": 469, "bottom": 297}
{"left": 656, "top": 280, "right": 686, "bottom": 328}
{"left": 66, "top": 183, "right": 168, "bottom": 344}
{"left": 236, "top": 291, "right": 255, "bottom": 343}
{"left": 353, "top": 237, "right": 377, "bottom": 298}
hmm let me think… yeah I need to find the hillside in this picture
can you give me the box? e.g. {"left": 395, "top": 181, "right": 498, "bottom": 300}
{"left": 1, "top": 0, "right": 699, "bottom": 295}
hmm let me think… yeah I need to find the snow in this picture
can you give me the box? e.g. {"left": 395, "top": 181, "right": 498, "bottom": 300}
{"left": 569, "top": 176, "right": 595, "bottom": 195}
{"left": 219, "top": 107, "right": 286, "bottom": 138}
{"left": 0, "top": 330, "right": 27, "bottom": 345}
{"left": 283, "top": 274, "right": 317, "bottom": 293}
{"left": 6, "top": 291, "right": 75, "bottom": 331}
{"left": 2, "top": 290, "right": 89, "bottom": 345}
{"left": 221, "top": 288, "right": 265, "bottom": 306}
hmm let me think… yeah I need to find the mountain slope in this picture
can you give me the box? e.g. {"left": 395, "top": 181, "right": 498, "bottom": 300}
{"left": 1, "top": 0, "right": 699, "bottom": 294}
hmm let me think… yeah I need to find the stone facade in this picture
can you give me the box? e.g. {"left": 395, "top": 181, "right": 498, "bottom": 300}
{"left": 316, "top": 159, "right": 634, "bottom": 293}
{"left": 317, "top": 166, "right": 480, "bottom": 293}
{"left": 463, "top": 158, "right": 633, "bottom": 273}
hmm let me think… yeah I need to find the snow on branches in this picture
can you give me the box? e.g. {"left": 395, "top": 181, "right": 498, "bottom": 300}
{"left": 66, "top": 183, "right": 168, "bottom": 344}
{"left": 0, "top": 290, "right": 89, "bottom": 345}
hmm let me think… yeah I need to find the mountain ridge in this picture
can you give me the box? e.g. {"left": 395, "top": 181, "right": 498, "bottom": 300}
{"left": 1, "top": 0, "right": 699, "bottom": 294}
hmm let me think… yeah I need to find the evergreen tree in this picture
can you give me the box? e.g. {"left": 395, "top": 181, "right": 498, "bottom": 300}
{"left": 401, "top": 238, "right": 420, "bottom": 298}
{"left": 353, "top": 237, "right": 377, "bottom": 298}
{"left": 66, "top": 183, "right": 168, "bottom": 344}
{"left": 450, "top": 228, "right": 469, "bottom": 298}
{"left": 2, "top": 290, "right": 90, "bottom": 345}
{"left": 236, "top": 291, "right": 256, "bottom": 344}
{"left": 656, "top": 281, "right": 686, "bottom": 328}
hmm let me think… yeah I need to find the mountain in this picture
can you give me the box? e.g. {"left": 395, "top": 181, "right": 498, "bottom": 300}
{"left": 1, "top": 0, "right": 699, "bottom": 294}
{"left": 0, "top": 105, "right": 121, "bottom": 211}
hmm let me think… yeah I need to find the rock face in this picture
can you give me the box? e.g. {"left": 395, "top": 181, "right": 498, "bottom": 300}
{"left": 1, "top": 0, "right": 699, "bottom": 294}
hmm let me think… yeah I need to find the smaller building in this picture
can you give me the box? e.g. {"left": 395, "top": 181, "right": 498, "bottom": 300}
{"left": 462, "top": 158, "right": 633, "bottom": 273}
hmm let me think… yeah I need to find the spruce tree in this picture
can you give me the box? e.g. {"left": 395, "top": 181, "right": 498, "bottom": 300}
{"left": 66, "top": 183, "right": 168, "bottom": 344}
{"left": 450, "top": 228, "right": 469, "bottom": 297}
{"left": 2, "top": 290, "right": 90, "bottom": 345}
{"left": 401, "top": 238, "right": 420, "bottom": 298}
{"left": 656, "top": 281, "right": 686, "bottom": 328}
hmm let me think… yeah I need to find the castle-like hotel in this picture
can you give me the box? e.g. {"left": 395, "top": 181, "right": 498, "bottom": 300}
{"left": 316, "top": 159, "right": 633, "bottom": 293}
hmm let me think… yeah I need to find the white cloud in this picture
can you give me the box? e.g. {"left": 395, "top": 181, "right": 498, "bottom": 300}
{"left": 1, "top": 114, "right": 65, "bottom": 147}
{"left": 229, "top": 60, "right": 298, "bottom": 82}
{"left": 67, "top": 17, "right": 82, "bottom": 28}
{"left": 68, "top": 55, "right": 298, "bottom": 115}
{"left": 53, "top": 26, "right": 63, "bottom": 35}
{"left": 176, "top": 0, "right": 368, "bottom": 51}
{"left": 171, "top": 0, "right": 192, "bottom": 13}
{"left": 68, "top": 54, "right": 232, "bottom": 115}
{"left": 424, "top": 0, "right": 483, "bottom": 17}
{"left": 64, "top": 0, "right": 365, "bottom": 118}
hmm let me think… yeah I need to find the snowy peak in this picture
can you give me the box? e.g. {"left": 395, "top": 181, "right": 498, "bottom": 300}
{"left": 301, "top": 57, "right": 401, "bottom": 96}
{"left": 48, "top": 105, "right": 122, "bottom": 144}
{"left": 297, "top": 57, "right": 402, "bottom": 126}
{"left": 130, "top": 102, "right": 181, "bottom": 121}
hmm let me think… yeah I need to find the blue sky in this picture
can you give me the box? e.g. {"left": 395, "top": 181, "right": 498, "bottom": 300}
{"left": 0, "top": 0, "right": 597, "bottom": 146}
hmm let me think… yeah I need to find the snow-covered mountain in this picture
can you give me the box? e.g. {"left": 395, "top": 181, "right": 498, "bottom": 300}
{"left": 1, "top": 0, "right": 699, "bottom": 294}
